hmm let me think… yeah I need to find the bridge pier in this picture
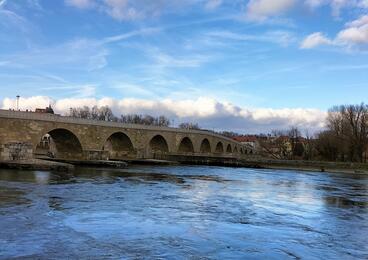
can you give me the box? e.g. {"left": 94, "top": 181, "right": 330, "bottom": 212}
{"left": 84, "top": 150, "right": 109, "bottom": 161}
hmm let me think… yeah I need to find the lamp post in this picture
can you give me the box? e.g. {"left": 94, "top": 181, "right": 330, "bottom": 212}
{"left": 16, "top": 95, "right": 20, "bottom": 110}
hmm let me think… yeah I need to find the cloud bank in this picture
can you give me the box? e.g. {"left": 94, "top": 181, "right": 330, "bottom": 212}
{"left": 1, "top": 96, "right": 327, "bottom": 134}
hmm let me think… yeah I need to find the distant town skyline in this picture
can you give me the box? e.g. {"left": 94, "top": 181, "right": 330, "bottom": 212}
{"left": 0, "top": 0, "right": 367, "bottom": 133}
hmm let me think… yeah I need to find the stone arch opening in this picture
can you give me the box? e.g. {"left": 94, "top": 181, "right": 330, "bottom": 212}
{"left": 36, "top": 128, "right": 83, "bottom": 159}
{"left": 103, "top": 132, "right": 135, "bottom": 159}
{"left": 240, "top": 148, "right": 244, "bottom": 154}
{"left": 200, "top": 138, "right": 211, "bottom": 153}
{"left": 149, "top": 135, "right": 169, "bottom": 154}
{"left": 215, "top": 142, "right": 224, "bottom": 154}
{"left": 178, "top": 137, "right": 194, "bottom": 153}
{"left": 226, "top": 144, "right": 232, "bottom": 154}
{"left": 233, "top": 147, "right": 238, "bottom": 154}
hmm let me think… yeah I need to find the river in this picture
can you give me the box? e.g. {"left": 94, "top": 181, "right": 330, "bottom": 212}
{"left": 0, "top": 166, "right": 367, "bottom": 259}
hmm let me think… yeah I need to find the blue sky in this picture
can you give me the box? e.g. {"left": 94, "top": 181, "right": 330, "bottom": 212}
{"left": 0, "top": 0, "right": 367, "bottom": 133}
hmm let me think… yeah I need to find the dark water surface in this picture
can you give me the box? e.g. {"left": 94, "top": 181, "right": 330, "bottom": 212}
{"left": 0, "top": 166, "right": 367, "bottom": 259}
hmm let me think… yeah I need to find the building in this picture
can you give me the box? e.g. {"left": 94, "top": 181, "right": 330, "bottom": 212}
{"left": 232, "top": 135, "right": 260, "bottom": 154}
{"left": 35, "top": 105, "right": 54, "bottom": 114}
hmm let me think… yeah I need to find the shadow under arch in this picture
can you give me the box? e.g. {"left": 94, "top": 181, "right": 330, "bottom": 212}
{"left": 226, "top": 144, "right": 232, "bottom": 154}
{"left": 36, "top": 128, "right": 83, "bottom": 159}
{"left": 149, "top": 135, "right": 169, "bottom": 159}
{"left": 200, "top": 138, "right": 211, "bottom": 153}
{"left": 178, "top": 137, "right": 194, "bottom": 153}
{"left": 215, "top": 142, "right": 224, "bottom": 154}
{"left": 233, "top": 146, "right": 238, "bottom": 154}
{"left": 103, "top": 132, "right": 135, "bottom": 160}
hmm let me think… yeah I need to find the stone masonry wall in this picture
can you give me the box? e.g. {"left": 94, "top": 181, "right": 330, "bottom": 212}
{"left": 0, "top": 142, "right": 33, "bottom": 161}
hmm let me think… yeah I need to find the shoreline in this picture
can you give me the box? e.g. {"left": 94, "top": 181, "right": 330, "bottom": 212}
{"left": 0, "top": 159, "right": 74, "bottom": 172}
{"left": 240, "top": 159, "right": 368, "bottom": 175}
{"left": 0, "top": 158, "right": 367, "bottom": 175}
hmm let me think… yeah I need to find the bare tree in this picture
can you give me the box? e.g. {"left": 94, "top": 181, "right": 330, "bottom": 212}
{"left": 120, "top": 114, "right": 171, "bottom": 126}
{"left": 327, "top": 104, "right": 368, "bottom": 162}
{"left": 179, "top": 122, "right": 200, "bottom": 130}
{"left": 288, "top": 126, "right": 302, "bottom": 160}
{"left": 315, "top": 130, "right": 341, "bottom": 161}
{"left": 91, "top": 105, "right": 99, "bottom": 120}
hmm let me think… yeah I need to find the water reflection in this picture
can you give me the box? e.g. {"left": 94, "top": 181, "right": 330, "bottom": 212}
{"left": 0, "top": 169, "right": 73, "bottom": 184}
{"left": 0, "top": 166, "right": 367, "bottom": 259}
{"left": 0, "top": 186, "right": 30, "bottom": 208}
{"left": 324, "top": 196, "right": 368, "bottom": 208}
{"left": 34, "top": 171, "right": 50, "bottom": 184}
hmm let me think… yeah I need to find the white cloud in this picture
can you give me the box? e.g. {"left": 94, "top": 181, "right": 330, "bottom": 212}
{"left": 2, "top": 96, "right": 53, "bottom": 111}
{"left": 0, "top": 96, "right": 327, "bottom": 134}
{"left": 246, "top": 0, "right": 296, "bottom": 21}
{"left": 300, "top": 32, "right": 333, "bottom": 49}
{"left": 301, "top": 15, "right": 368, "bottom": 49}
{"left": 336, "top": 15, "right": 368, "bottom": 45}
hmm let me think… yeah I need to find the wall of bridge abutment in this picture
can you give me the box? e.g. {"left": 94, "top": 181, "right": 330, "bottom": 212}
{"left": 0, "top": 110, "right": 246, "bottom": 162}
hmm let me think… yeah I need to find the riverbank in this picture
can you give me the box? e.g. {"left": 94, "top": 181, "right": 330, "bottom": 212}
{"left": 1, "top": 158, "right": 367, "bottom": 175}
{"left": 241, "top": 159, "right": 368, "bottom": 174}
{"left": 0, "top": 159, "right": 74, "bottom": 172}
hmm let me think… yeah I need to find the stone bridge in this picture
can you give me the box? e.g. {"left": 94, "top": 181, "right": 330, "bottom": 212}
{"left": 0, "top": 110, "right": 247, "bottom": 162}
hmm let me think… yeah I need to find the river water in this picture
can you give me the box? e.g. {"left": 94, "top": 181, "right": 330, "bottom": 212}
{"left": 0, "top": 166, "right": 367, "bottom": 259}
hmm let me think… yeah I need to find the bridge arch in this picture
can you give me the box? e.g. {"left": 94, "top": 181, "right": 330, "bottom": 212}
{"left": 215, "top": 141, "right": 224, "bottom": 154}
{"left": 226, "top": 144, "right": 232, "bottom": 154}
{"left": 149, "top": 135, "right": 169, "bottom": 154}
{"left": 103, "top": 132, "right": 135, "bottom": 159}
{"left": 200, "top": 138, "right": 211, "bottom": 153}
{"left": 36, "top": 128, "right": 83, "bottom": 159}
{"left": 178, "top": 137, "right": 194, "bottom": 154}
{"left": 233, "top": 146, "right": 238, "bottom": 154}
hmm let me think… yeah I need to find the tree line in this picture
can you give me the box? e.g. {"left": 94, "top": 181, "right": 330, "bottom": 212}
{"left": 68, "top": 106, "right": 201, "bottom": 129}
{"left": 247, "top": 103, "right": 368, "bottom": 163}
{"left": 68, "top": 106, "right": 171, "bottom": 127}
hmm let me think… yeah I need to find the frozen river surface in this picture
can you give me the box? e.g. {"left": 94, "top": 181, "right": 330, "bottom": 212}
{"left": 0, "top": 166, "right": 367, "bottom": 259}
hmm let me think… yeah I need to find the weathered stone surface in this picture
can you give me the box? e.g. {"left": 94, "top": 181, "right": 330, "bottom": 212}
{"left": 0, "top": 109, "right": 246, "bottom": 161}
